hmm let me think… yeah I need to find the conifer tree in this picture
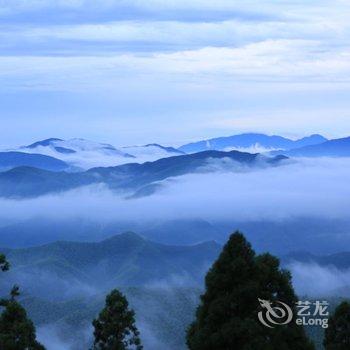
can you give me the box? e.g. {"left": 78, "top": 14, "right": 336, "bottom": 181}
{"left": 187, "top": 232, "right": 314, "bottom": 350}
{"left": 324, "top": 301, "right": 350, "bottom": 350}
{"left": 0, "top": 254, "right": 45, "bottom": 350}
{"left": 92, "top": 289, "right": 143, "bottom": 350}
{"left": 0, "top": 297, "right": 46, "bottom": 350}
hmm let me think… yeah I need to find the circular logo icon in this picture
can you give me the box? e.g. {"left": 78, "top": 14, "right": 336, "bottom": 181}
{"left": 258, "top": 298, "right": 293, "bottom": 328}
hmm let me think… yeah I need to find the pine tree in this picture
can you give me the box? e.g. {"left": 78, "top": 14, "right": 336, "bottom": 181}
{"left": 255, "top": 253, "right": 315, "bottom": 349}
{"left": 0, "top": 299, "right": 46, "bottom": 350}
{"left": 92, "top": 289, "right": 143, "bottom": 350}
{"left": 187, "top": 231, "right": 314, "bottom": 350}
{"left": 324, "top": 301, "right": 350, "bottom": 350}
{"left": 0, "top": 253, "right": 45, "bottom": 350}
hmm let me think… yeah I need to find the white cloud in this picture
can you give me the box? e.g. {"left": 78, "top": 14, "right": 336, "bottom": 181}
{"left": 0, "top": 157, "right": 349, "bottom": 223}
{"left": 0, "top": 0, "right": 286, "bottom": 15}
{"left": 0, "top": 0, "right": 349, "bottom": 142}
{"left": 0, "top": 38, "right": 349, "bottom": 93}
{"left": 0, "top": 1, "right": 349, "bottom": 91}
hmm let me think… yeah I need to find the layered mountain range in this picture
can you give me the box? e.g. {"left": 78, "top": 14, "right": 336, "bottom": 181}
{"left": 1, "top": 230, "right": 347, "bottom": 350}
{"left": 0, "top": 150, "right": 287, "bottom": 198}
{"left": 0, "top": 132, "right": 348, "bottom": 350}
{"left": 0, "top": 232, "right": 220, "bottom": 350}
{"left": 1, "top": 232, "right": 220, "bottom": 294}
{"left": 2, "top": 133, "right": 349, "bottom": 174}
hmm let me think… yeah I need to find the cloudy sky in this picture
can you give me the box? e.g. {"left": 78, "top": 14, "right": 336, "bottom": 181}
{"left": 0, "top": 0, "right": 349, "bottom": 147}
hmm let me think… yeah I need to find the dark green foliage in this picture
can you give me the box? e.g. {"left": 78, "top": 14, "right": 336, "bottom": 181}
{"left": 92, "top": 289, "right": 143, "bottom": 350}
{"left": 187, "top": 232, "right": 315, "bottom": 350}
{"left": 324, "top": 301, "right": 350, "bottom": 349}
{"left": 0, "top": 301, "right": 45, "bottom": 350}
{"left": 0, "top": 293, "right": 45, "bottom": 350}
{"left": 0, "top": 253, "right": 10, "bottom": 271}
{"left": 20, "top": 286, "right": 199, "bottom": 350}
{"left": 0, "top": 253, "right": 45, "bottom": 350}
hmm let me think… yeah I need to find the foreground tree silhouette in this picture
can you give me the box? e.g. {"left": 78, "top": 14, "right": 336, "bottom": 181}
{"left": 0, "top": 254, "right": 45, "bottom": 350}
{"left": 92, "top": 289, "right": 143, "bottom": 350}
{"left": 187, "top": 232, "right": 314, "bottom": 350}
{"left": 324, "top": 301, "right": 350, "bottom": 350}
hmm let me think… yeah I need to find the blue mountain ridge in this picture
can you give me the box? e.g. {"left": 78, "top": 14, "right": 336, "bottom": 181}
{"left": 179, "top": 133, "right": 327, "bottom": 153}
{"left": 0, "top": 150, "right": 287, "bottom": 198}
{"left": 272, "top": 136, "right": 350, "bottom": 157}
{"left": 0, "top": 151, "right": 69, "bottom": 172}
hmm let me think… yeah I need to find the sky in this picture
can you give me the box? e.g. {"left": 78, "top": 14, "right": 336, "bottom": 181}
{"left": 0, "top": 0, "right": 350, "bottom": 147}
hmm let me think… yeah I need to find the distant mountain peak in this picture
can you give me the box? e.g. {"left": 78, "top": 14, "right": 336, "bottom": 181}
{"left": 273, "top": 136, "right": 350, "bottom": 158}
{"left": 121, "top": 143, "right": 185, "bottom": 163}
{"left": 103, "top": 231, "right": 145, "bottom": 244}
{"left": 309, "top": 134, "right": 327, "bottom": 138}
{"left": 17, "top": 138, "right": 135, "bottom": 170}
{"left": 25, "top": 138, "right": 64, "bottom": 149}
{"left": 144, "top": 143, "right": 185, "bottom": 154}
{"left": 178, "top": 133, "right": 328, "bottom": 154}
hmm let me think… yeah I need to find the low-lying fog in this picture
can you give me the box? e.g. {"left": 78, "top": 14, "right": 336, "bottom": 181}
{"left": 0, "top": 157, "right": 349, "bottom": 223}
{"left": 289, "top": 262, "right": 350, "bottom": 297}
{"left": 1, "top": 157, "right": 349, "bottom": 349}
